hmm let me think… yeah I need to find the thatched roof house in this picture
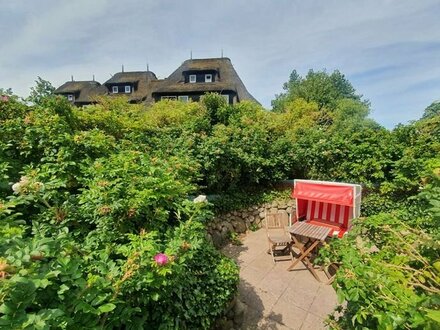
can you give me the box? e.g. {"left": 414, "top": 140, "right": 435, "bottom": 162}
{"left": 152, "top": 57, "right": 258, "bottom": 104}
{"left": 54, "top": 81, "right": 106, "bottom": 105}
{"left": 55, "top": 57, "right": 257, "bottom": 106}
{"left": 104, "top": 71, "right": 157, "bottom": 103}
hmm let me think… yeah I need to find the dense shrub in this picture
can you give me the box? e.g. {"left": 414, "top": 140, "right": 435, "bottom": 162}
{"left": 0, "top": 95, "right": 239, "bottom": 329}
{"left": 317, "top": 156, "right": 440, "bottom": 329}
{"left": 318, "top": 211, "right": 440, "bottom": 329}
{"left": 0, "top": 203, "right": 238, "bottom": 329}
{"left": 1, "top": 70, "right": 439, "bottom": 329}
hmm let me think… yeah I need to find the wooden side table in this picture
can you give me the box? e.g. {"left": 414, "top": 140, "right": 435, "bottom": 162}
{"left": 287, "top": 222, "right": 330, "bottom": 281}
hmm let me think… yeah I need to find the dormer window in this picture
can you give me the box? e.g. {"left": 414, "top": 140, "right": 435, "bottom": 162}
{"left": 67, "top": 94, "right": 74, "bottom": 101}
{"left": 205, "top": 74, "right": 212, "bottom": 83}
{"left": 112, "top": 86, "right": 118, "bottom": 94}
{"left": 125, "top": 85, "right": 131, "bottom": 93}
{"left": 189, "top": 75, "right": 196, "bottom": 83}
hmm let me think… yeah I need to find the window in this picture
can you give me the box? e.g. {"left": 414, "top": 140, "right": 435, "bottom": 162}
{"left": 67, "top": 94, "right": 74, "bottom": 101}
{"left": 178, "top": 95, "right": 189, "bottom": 102}
{"left": 189, "top": 75, "right": 196, "bottom": 83}
{"left": 205, "top": 74, "right": 212, "bottom": 83}
{"left": 161, "top": 96, "right": 177, "bottom": 100}
{"left": 112, "top": 86, "right": 118, "bottom": 94}
{"left": 222, "top": 94, "right": 230, "bottom": 103}
{"left": 125, "top": 85, "right": 131, "bottom": 93}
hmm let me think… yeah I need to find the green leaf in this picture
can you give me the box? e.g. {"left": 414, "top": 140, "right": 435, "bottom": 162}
{"left": 98, "top": 303, "right": 116, "bottom": 314}
{"left": 425, "top": 309, "right": 440, "bottom": 323}
{"left": 0, "top": 303, "right": 13, "bottom": 315}
{"left": 57, "top": 284, "right": 69, "bottom": 296}
{"left": 336, "top": 288, "right": 345, "bottom": 304}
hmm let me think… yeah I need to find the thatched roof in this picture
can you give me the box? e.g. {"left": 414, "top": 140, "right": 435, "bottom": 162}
{"left": 105, "top": 71, "right": 157, "bottom": 84}
{"left": 54, "top": 81, "right": 100, "bottom": 94}
{"left": 104, "top": 71, "right": 157, "bottom": 102}
{"left": 54, "top": 81, "right": 107, "bottom": 104}
{"left": 76, "top": 85, "right": 107, "bottom": 103}
{"left": 153, "top": 58, "right": 258, "bottom": 103}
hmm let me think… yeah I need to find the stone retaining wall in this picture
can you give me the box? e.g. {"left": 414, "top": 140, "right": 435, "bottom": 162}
{"left": 207, "top": 198, "right": 295, "bottom": 248}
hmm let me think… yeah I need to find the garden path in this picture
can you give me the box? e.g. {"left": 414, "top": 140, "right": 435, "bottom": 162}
{"left": 222, "top": 228, "right": 338, "bottom": 330}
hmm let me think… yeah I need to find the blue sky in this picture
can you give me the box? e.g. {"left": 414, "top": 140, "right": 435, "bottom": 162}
{"left": 0, "top": 0, "right": 439, "bottom": 128}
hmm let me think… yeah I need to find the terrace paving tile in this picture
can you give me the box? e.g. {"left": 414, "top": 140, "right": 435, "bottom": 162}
{"left": 300, "top": 312, "right": 328, "bottom": 330}
{"left": 222, "top": 228, "right": 338, "bottom": 330}
{"left": 270, "top": 302, "right": 308, "bottom": 330}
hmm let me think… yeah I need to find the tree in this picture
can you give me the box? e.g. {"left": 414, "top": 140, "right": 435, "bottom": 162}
{"left": 0, "top": 87, "right": 13, "bottom": 96}
{"left": 271, "top": 70, "right": 301, "bottom": 112}
{"left": 422, "top": 100, "right": 440, "bottom": 119}
{"left": 272, "top": 69, "right": 365, "bottom": 112}
{"left": 330, "top": 98, "right": 378, "bottom": 132}
{"left": 27, "top": 76, "right": 55, "bottom": 105}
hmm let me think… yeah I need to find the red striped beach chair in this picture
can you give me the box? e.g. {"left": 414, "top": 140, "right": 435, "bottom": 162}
{"left": 292, "top": 180, "right": 362, "bottom": 238}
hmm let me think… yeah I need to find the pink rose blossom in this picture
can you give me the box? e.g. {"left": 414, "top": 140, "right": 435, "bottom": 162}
{"left": 154, "top": 253, "right": 169, "bottom": 266}
{"left": 1, "top": 95, "right": 9, "bottom": 102}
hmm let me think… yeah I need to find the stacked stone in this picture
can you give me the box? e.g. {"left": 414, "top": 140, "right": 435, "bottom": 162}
{"left": 207, "top": 198, "right": 295, "bottom": 248}
{"left": 214, "top": 297, "right": 247, "bottom": 330}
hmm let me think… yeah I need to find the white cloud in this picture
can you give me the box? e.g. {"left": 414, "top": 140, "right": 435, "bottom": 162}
{"left": 1, "top": 1, "right": 109, "bottom": 64}
{"left": 0, "top": 0, "right": 439, "bottom": 128}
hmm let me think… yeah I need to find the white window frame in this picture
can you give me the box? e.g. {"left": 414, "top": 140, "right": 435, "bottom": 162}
{"left": 178, "top": 95, "right": 189, "bottom": 102}
{"left": 222, "top": 94, "right": 229, "bottom": 103}
{"left": 205, "top": 74, "right": 212, "bottom": 83}
{"left": 189, "top": 74, "right": 196, "bottom": 83}
{"left": 112, "top": 86, "right": 118, "bottom": 94}
{"left": 67, "top": 94, "right": 74, "bottom": 101}
{"left": 125, "top": 85, "right": 131, "bottom": 93}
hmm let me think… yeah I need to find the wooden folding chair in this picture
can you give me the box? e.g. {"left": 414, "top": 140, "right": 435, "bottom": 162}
{"left": 265, "top": 211, "right": 294, "bottom": 263}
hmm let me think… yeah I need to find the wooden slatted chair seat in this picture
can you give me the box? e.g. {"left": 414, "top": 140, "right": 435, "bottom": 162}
{"left": 265, "top": 211, "right": 294, "bottom": 263}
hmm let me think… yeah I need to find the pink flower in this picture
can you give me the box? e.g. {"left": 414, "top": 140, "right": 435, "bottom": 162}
{"left": 154, "top": 253, "right": 169, "bottom": 266}
{"left": 1, "top": 95, "right": 9, "bottom": 102}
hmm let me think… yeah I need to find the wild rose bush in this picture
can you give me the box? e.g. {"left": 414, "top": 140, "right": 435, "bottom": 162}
{"left": 0, "top": 96, "right": 238, "bottom": 329}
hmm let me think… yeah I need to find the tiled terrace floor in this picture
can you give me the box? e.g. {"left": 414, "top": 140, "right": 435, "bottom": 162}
{"left": 222, "top": 228, "right": 338, "bottom": 330}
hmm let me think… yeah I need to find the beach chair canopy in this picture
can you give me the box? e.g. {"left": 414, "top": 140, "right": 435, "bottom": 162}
{"left": 292, "top": 180, "right": 362, "bottom": 237}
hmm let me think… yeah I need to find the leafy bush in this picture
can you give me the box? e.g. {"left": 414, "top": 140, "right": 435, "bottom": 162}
{"left": 319, "top": 213, "right": 440, "bottom": 329}
{"left": 1, "top": 71, "right": 439, "bottom": 329}
{"left": 0, "top": 95, "right": 239, "bottom": 329}
{"left": 0, "top": 206, "right": 238, "bottom": 329}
